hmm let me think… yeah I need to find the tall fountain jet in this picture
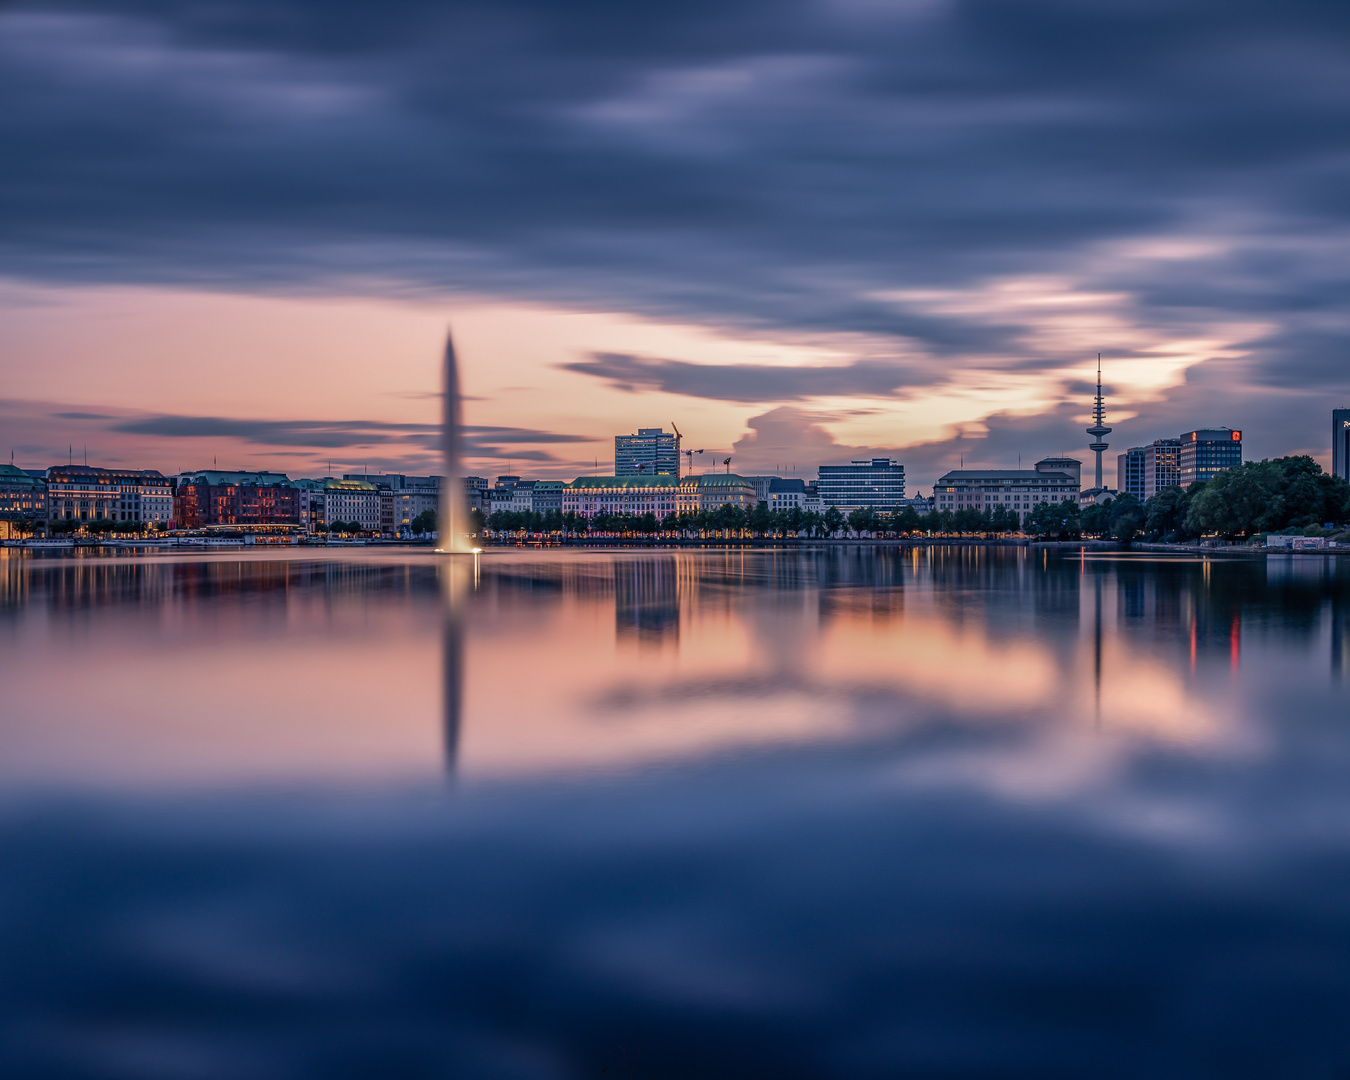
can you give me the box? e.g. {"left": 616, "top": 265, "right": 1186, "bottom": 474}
{"left": 440, "top": 331, "right": 473, "bottom": 553}
{"left": 1086, "top": 354, "right": 1111, "bottom": 491}
{"left": 439, "top": 329, "right": 474, "bottom": 772}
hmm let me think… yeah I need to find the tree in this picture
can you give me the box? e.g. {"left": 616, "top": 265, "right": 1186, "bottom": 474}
{"left": 988, "top": 504, "right": 1017, "bottom": 535}
{"left": 410, "top": 510, "right": 437, "bottom": 536}
{"left": 1143, "top": 485, "right": 1192, "bottom": 541}
{"left": 896, "top": 505, "right": 922, "bottom": 535}
{"left": 823, "top": 505, "right": 845, "bottom": 537}
{"left": 1183, "top": 457, "right": 1350, "bottom": 539}
{"left": 1080, "top": 501, "right": 1112, "bottom": 537}
{"left": 1024, "top": 499, "right": 1080, "bottom": 540}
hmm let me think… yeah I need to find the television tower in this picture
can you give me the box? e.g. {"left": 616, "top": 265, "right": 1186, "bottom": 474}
{"left": 1086, "top": 353, "right": 1111, "bottom": 491}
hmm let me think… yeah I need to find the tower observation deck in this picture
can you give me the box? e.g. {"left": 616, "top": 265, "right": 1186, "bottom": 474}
{"left": 1086, "top": 355, "right": 1111, "bottom": 491}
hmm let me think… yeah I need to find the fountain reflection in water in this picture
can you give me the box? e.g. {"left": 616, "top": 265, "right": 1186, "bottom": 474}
{"left": 438, "top": 329, "right": 476, "bottom": 772}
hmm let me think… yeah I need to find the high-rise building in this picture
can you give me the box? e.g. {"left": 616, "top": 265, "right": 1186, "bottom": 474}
{"left": 615, "top": 428, "right": 680, "bottom": 476}
{"left": 1179, "top": 429, "right": 1242, "bottom": 487}
{"left": 1117, "top": 447, "right": 1147, "bottom": 500}
{"left": 816, "top": 459, "right": 906, "bottom": 510}
{"left": 1118, "top": 438, "right": 1183, "bottom": 500}
{"left": 1334, "top": 409, "right": 1350, "bottom": 483}
{"left": 1142, "top": 439, "right": 1182, "bottom": 499}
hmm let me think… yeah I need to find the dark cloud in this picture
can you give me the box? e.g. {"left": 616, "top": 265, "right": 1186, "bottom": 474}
{"left": 113, "top": 415, "right": 432, "bottom": 447}
{"left": 3, "top": 0, "right": 1350, "bottom": 456}
{"left": 563, "top": 352, "right": 939, "bottom": 402}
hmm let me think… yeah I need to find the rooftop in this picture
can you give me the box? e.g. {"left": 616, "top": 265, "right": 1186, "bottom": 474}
{"left": 567, "top": 475, "right": 683, "bottom": 490}
{"left": 937, "top": 470, "right": 1077, "bottom": 481}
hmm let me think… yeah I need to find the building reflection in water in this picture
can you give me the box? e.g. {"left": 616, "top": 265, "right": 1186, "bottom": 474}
{"left": 3, "top": 546, "right": 1350, "bottom": 787}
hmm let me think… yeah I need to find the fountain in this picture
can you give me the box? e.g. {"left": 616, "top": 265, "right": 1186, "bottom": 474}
{"left": 438, "top": 329, "right": 476, "bottom": 770}
{"left": 437, "top": 331, "right": 474, "bottom": 554}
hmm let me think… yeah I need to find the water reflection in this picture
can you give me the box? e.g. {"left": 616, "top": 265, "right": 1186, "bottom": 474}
{"left": 6, "top": 547, "right": 1350, "bottom": 1076}
{"left": 2, "top": 546, "right": 1350, "bottom": 789}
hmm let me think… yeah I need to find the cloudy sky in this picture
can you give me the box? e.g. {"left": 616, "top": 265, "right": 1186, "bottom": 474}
{"left": 3, "top": 0, "right": 1349, "bottom": 490}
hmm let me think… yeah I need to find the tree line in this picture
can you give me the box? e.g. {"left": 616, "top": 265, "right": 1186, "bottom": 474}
{"left": 466, "top": 457, "right": 1348, "bottom": 545}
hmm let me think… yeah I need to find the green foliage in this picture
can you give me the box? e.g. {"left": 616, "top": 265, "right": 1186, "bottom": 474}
{"left": 1179, "top": 457, "right": 1349, "bottom": 539}
{"left": 1023, "top": 499, "right": 1081, "bottom": 540}
{"left": 410, "top": 509, "right": 438, "bottom": 535}
{"left": 823, "top": 506, "right": 845, "bottom": 536}
{"left": 1142, "top": 485, "right": 1192, "bottom": 541}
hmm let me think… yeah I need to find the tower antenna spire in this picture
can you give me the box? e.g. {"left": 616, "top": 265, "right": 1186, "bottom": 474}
{"left": 1086, "top": 352, "right": 1111, "bottom": 491}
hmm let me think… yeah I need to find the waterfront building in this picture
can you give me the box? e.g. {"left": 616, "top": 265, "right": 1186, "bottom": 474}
{"left": 816, "top": 458, "right": 906, "bottom": 510}
{"left": 506, "top": 480, "right": 537, "bottom": 513}
{"left": 174, "top": 470, "right": 304, "bottom": 530}
{"left": 321, "top": 478, "right": 381, "bottom": 532}
{"left": 563, "top": 475, "right": 682, "bottom": 517}
{"left": 0, "top": 464, "right": 46, "bottom": 536}
{"left": 530, "top": 480, "right": 565, "bottom": 515}
{"left": 1335, "top": 410, "right": 1350, "bottom": 483}
{"left": 345, "top": 473, "right": 440, "bottom": 537}
{"left": 745, "top": 476, "right": 779, "bottom": 504}
{"left": 1118, "top": 447, "right": 1147, "bottom": 500}
{"left": 689, "top": 473, "right": 757, "bottom": 512}
{"left": 615, "top": 428, "right": 679, "bottom": 476}
{"left": 561, "top": 473, "right": 755, "bottom": 518}
{"left": 766, "top": 478, "right": 808, "bottom": 510}
{"left": 933, "top": 457, "right": 1081, "bottom": 523}
{"left": 906, "top": 494, "right": 935, "bottom": 515}
{"left": 463, "top": 476, "right": 490, "bottom": 513}
{"left": 48, "top": 466, "right": 174, "bottom": 527}
{"left": 1179, "top": 428, "right": 1242, "bottom": 487}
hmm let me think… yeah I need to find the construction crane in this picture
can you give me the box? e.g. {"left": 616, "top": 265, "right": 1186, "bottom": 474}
{"left": 671, "top": 423, "right": 704, "bottom": 477}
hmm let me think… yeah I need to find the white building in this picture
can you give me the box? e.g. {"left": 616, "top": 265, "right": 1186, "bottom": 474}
{"left": 322, "top": 478, "right": 382, "bottom": 532}
{"left": 933, "top": 457, "right": 1081, "bottom": 524}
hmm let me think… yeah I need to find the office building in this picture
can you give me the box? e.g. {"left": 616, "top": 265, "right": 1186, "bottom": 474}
{"left": 1117, "top": 447, "right": 1147, "bottom": 500}
{"left": 933, "top": 458, "right": 1081, "bottom": 524}
{"left": 615, "top": 428, "right": 679, "bottom": 476}
{"left": 766, "top": 478, "right": 809, "bottom": 510}
{"left": 1335, "top": 409, "right": 1350, "bottom": 483}
{"left": 1143, "top": 439, "right": 1182, "bottom": 499}
{"left": 530, "top": 480, "right": 565, "bottom": 514}
{"left": 174, "top": 470, "right": 304, "bottom": 530}
{"left": 816, "top": 458, "right": 906, "bottom": 510}
{"left": 1117, "top": 439, "right": 1183, "bottom": 500}
{"left": 1179, "top": 429, "right": 1242, "bottom": 487}
{"left": 48, "top": 466, "right": 174, "bottom": 526}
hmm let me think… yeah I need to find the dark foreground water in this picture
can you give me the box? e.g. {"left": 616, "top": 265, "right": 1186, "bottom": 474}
{"left": 2, "top": 546, "right": 1350, "bottom": 1078}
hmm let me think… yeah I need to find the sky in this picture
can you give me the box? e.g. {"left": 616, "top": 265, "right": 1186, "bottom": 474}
{"left": 3, "top": 0, "right": 1350, "bottom": 492}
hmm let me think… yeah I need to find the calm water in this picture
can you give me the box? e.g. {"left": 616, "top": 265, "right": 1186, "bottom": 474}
{"left": 2, "top": 546, "right": 1350, "bottom": 1077}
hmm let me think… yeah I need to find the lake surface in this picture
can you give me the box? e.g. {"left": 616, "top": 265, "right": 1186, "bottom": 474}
{"left": 2, "top": 546, "right": 1350, "bottom": 1078}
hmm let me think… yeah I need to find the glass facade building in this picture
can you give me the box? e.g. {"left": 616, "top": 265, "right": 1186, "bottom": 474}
{"left": 1335, "top": 410, "right": 1350, "bottom": 484}
{"left": 615, "top": 429, "right": 679, "bottom": 476}
{"left": 1179, "top": 429, "right": 1242, "bottom": 487}
{"left": 1117, "top": 447, "right": 1147, "bottom": 500}
{"left": 816, "top": 459, "right": 906, "bottom": 510}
